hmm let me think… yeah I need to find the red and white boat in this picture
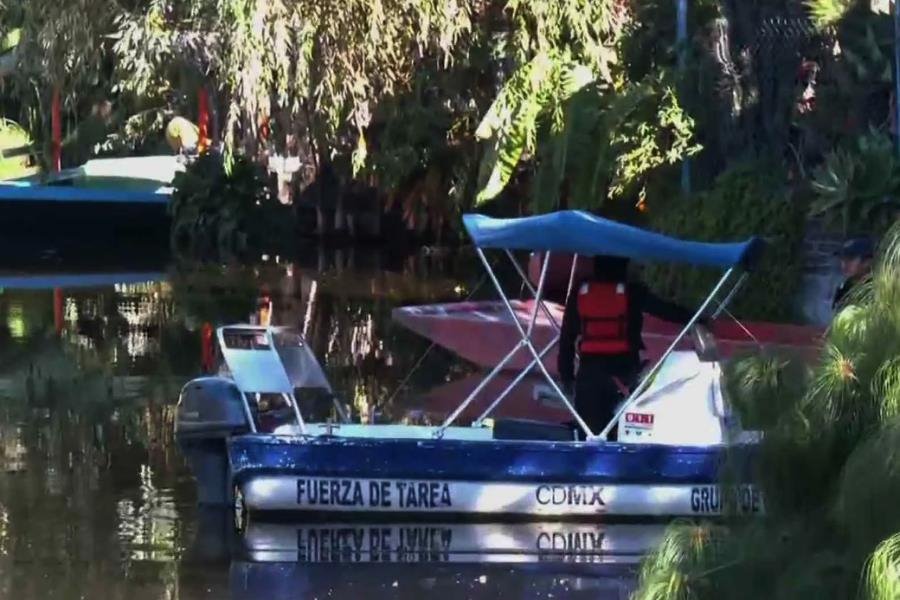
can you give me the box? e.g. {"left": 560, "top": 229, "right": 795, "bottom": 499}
{"left": 393, "top": 253, "right": 824, "bottom": 374}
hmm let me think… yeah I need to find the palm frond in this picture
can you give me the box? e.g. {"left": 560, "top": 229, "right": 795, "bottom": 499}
{"left": 864, "top": 533, "right": 900, "bottom": 600}
{"left": 806, "top": 0, "right": 856, "bottom": 30}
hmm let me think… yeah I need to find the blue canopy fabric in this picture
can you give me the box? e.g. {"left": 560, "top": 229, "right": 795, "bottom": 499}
{"left": 463, "top": 211, "right": 763, "bottom": 269}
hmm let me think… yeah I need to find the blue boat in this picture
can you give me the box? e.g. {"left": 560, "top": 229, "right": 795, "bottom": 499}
{"left": 0, "top": 156, "right": 177, "bottom": 239}
{"left": 176, "top": 211, "right": 765, "bottom": 520}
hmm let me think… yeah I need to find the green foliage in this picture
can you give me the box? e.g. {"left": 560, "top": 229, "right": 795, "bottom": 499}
{"left": 724, "top": 352, "right": 808, "bottom": 431}
{"left": 834, "top": 425, "right": 900, "bottom": 551}
{"left": 807, "top": 0, "right": 857, "bottom": 30}
{"left": 169, "top": 153, "right": 293, "bottom": 258}
{"left": 528, "top": 74, "right": 700, "bottom": 212}
{"left": 635, "top": 222, "right": 900, "bottom": 600}
{"left": 864, "top": 534, "right": 900, "bottom": 600}
{"left": 473, "top": 0, "right": 701, "bottom": 212}
{"left": 168, "top": 263, "right": 258, "bottom": 326}
{"left": 633, "top": 520, "right": 728, "bottom": 600}
{"left": 645, "top": 162, "right": 807, "bottom": 321}
{"left": 604, "top": 81, "right": 700, "bottom": 200}
{"left": 811, "top": 129, "right": 900, "bottom": 236}
{"left": 0, "top": 118, "right": 37, "bottom": 179}
{"left": 474, "top": 51, "right": 594, "bottom": 204}
{"left": 839, "top": 13, "right": 893, "bottom": 85}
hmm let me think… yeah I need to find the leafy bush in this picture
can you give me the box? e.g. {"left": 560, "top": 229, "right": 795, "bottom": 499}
{"left": 0, "top": 118, "right": 37, "bottom": 179}
{"left": 169, "top": 153, "right": 294, "bottom": 258}
{"left": 724, "top": 352, "right": 809, "bottom": 431}
{"left": 811, "top": 129, "right": 900, "bottom": 236}
{"left": 634, "top": 223, "right": 900, "bottom": 600}
{"left": 168, "top": 262, "right": 259, "bottom": 326}
{"left": 643, "top": 162, "right": 807, "bottom": 321}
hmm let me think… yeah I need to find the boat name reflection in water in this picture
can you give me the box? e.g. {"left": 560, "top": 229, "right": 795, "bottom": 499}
{"left": 239, "top": 523, "right": 669, "bottom": 564}
{"left": 296, "top": 527, "right": 608, "bottom": 563}
{"left": 536, "top": 530, "right": 605, "bottom": 554}
{"left": 298, "top": 526, "right": 452, "bottom": 562}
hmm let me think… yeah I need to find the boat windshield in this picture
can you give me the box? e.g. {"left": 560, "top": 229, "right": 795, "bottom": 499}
{"left": 272, "top": 328, "right": 332, "bottom": 393}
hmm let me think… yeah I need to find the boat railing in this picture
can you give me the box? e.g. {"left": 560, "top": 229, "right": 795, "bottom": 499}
{"left": 436, "top": 211, "right": 761, "bottom": 442}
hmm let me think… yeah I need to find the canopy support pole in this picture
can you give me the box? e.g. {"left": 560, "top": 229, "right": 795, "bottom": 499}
{"left": 473, "top": 251, "right": 586, "bottom": 426}
{"left": 472, "top": 334, "right": 560, "bottom": 427}
{"left": 435, "top": 252, "right": 552, "bottom": 436}
{"left": 712, "top": 272, "right": 748, "bottom": 319}
{"left": 525, "top": 250, "right": 551, "bottom": 336}
{"left": 565, "top": 253, "right": 580, "bottom": 306}
{"left": 470, "top": 248, "right": 594, "bottom": 439}
{"left": 504, "top": 250, "right": 561, "bottom": 331}
{"left": 597, "top": 268, "right": 735, "bottom": 440}
{"left": 434, "top": 338, "right": 528, "bottom": 437}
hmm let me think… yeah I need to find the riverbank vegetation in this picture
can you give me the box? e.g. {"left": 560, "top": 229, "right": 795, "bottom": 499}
{"left": 0, "top": 1, "right": 897, "bottom": 313}
{"left": 634, "top": 222, "right": 900, "bottom": 598}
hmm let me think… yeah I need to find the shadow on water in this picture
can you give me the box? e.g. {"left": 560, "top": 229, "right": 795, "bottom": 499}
{"left": 0, "top": 245, "right": 654, "bottom": 599}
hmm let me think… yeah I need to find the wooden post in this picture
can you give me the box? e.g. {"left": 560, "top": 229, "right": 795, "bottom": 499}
{"left": 51, "top": 86, "right": 62, "bottom": 171}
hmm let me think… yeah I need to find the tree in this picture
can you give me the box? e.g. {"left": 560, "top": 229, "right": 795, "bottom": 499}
{"left": 472, "top": 0, "right": 700, "bottom": 214}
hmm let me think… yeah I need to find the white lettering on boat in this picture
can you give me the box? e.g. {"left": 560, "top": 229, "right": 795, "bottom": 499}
{"left": 242, "top": 477, "right": 763, "bottom": 515}
{"left": 535, "top": 484, "right": 605, "bottom": 508}
{"left": 296, "top": 478, "right": 452, "bottom": 509}
{"left": 690, "top": 485, "right": 762, "bottom": 514}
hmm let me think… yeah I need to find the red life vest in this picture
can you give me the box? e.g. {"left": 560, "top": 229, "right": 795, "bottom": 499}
{"left": 577, "top": 282, "right": 630, "bottom": 355}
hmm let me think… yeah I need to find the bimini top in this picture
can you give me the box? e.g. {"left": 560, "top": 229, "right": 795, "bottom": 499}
{"left": 463, "top": 211, "right": 763, "bottom": 269}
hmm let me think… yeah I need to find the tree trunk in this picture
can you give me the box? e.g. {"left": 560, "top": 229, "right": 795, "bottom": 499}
{"left": 334, "top": 191, "right": 347, "bottom": 234}
{"left": 316, "top": 203, "right": 329, "bottom": 236}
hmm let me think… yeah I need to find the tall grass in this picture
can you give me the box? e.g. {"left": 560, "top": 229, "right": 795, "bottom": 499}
{"left": 864, "top": 534, "right": 900, "bottom": 600}
{"left": 633, "top": 222, "right": 900, "bottom": 599}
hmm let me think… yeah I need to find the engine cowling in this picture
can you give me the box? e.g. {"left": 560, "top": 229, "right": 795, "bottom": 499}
{"left": 176, "top": 377, "right": 250, "bottom": 441}
{"left": 176, "top": 377, "right": 250, "bottom": 506}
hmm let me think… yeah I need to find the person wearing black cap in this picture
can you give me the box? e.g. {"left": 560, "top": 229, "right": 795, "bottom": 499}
{"left": 558, "top": 255, "right": 696, "bottom": 439}
{"left": 833, "top": 237, "right": 875, "bottom": 310}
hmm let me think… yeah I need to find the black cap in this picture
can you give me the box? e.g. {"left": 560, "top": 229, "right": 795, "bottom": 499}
{"left": 836, "top": 237, "right": 875, "bottom": 259}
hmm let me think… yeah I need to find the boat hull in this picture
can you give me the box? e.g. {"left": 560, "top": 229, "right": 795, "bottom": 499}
{"left": 228, "top": 435, "right": 760, "bottom": 518}
{"left": 392, "top": 301, "right": 824, "bottom": 376}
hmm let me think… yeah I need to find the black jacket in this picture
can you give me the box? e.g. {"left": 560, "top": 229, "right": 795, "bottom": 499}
{"left": 557, "top": 281, "right": 695, "bottom": 383}
{"left": 832, "top": 277, "right": 859, "bottom": 310}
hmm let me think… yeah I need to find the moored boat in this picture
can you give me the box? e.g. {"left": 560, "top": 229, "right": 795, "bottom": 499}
{"left": 176, "top": 210, "right": 769, "bottom": 520}
{"left": 392, "top": 299, "right": 823, "bottom": 377}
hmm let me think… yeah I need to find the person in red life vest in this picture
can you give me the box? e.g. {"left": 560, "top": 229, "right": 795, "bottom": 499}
{"left": 558, "top": 255, "right": 696, "bottom": 439}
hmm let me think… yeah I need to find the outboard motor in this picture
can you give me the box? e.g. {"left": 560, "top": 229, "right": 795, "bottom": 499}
{"left": 176, "top": 377, "right": 251, "bottom": 505}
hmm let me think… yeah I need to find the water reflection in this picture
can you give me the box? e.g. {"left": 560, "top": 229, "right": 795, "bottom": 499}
{"left": 223, "top": 520, "right": 657, "bottom": 600}
{"left": 0, "top": 249, "right": 652, "bottom": 599}
{"left": 236, "top": 521, "right": 664, "bottom": 565}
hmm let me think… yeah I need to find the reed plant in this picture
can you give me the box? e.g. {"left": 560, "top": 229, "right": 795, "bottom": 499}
{"left": 633, "top": 223, "right": 900, "bottom": 599}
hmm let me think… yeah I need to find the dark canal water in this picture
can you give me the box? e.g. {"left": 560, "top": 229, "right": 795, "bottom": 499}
{"left": 0, "top": 246, "right": 651, "bottom": 599}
